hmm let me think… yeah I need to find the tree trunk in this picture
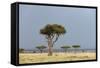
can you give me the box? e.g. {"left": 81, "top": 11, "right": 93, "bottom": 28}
{"left": 48, "top": 38, "right": 53, "bottom": 56}
{"left": 40, "top": 50, "right": 42, "bottom": 53}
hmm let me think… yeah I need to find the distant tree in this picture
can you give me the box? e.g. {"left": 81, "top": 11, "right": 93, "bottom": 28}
{"left": 61, "top": 46, "right": 71, "bottom": 53}
{"left": 19, "top": 48, "right": 24, "bottom": 53}
{"left": 72, "top": 45, "right": 80, "bottom": 53}
{"left": 33, "top": 50, "right": 36, "bottom": 53}
{"left": 40, "top": 24, "right": 66, "bottom": 56}
{"left": 36, "top": 45, "right": 46, "bottom": 53}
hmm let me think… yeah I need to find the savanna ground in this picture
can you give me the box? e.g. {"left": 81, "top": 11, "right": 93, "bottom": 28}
{"left": 19, "top": 52, "right": 96, "bottom": 64}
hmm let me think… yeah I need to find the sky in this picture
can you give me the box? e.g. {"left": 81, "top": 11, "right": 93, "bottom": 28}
{"left": 19, "top": 4, "right": 96, "bottom": 50}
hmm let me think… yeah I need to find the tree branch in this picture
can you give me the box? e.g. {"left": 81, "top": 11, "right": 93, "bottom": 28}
{"left": 51, "top": 34, "right": 55, "bottom": 40}
{"left": 52, "top": 34, "right": 59, "bottom": 47}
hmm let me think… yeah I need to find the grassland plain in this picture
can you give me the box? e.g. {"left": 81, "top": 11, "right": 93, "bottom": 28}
{"left": 19, "top": 52, "right": 96, "bottom": 64}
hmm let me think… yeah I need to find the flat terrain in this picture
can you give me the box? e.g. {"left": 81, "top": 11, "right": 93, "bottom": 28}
{"left": 19, "top": 52, "right": 96, "bottom": 64}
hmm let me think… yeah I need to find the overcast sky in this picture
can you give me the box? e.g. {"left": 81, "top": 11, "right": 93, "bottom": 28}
{"left": 19, "top": 4, "right": 96, "bottom": 50}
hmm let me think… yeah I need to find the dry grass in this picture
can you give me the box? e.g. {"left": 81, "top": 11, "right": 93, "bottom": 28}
{"left": 19, "top": 52, "right": 96, "bottom": 64}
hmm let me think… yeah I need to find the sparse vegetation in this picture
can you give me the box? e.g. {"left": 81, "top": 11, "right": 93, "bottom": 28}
{"left": 72, "top": 45, "right": 80, "bottom": 53}
{"left": 19, "top": 23, "right": 96, "bottom": 64}
{"left": 36, "top": 45, "right": 46, "bottom": 53}
{"left": 19, "top": 52, "right": 96, "bottom": 64}
{"left": 72, "top": 45, "right": 80, "bottom": 48}
{"left": 19, "top": 48, "right": 24, "bottom": 53}
{"left": 61, "top": 46, "right": 71, "bottom": 53}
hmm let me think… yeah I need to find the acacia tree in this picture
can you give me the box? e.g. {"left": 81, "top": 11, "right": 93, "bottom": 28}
{"left": 72, "top": 45, "right": 80, "bottom": 53}
{"left": 40, "top": 24, "right": 66, "bottom": 56}
{"left": 36, "top": 45, "right": 46, "bottom": 53}
{"left": 19, "top": 48, "right": 24, "bottom": 53}
{"left": 61, "top": 46, "right": 71, "bottom": 53}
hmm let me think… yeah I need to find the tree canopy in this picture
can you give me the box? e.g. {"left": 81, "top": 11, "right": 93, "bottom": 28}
{"left": 36, "top": 45, "right": 46, "bottom": 49}
{"left": 72, "top": 45, "right": 80, "bottom": 48}
{"left": 40, "top": 24, "right": 66, "bottom": 36}
{"left": 61, "top": 46, "right": 71, "bottom": 49}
